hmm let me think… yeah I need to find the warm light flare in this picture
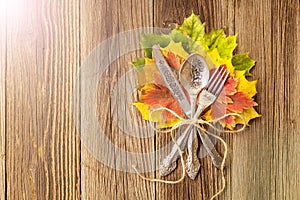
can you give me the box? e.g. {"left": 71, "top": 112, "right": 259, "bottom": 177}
{"left": 0, "top": 0, "right": 26, "bottom": 20}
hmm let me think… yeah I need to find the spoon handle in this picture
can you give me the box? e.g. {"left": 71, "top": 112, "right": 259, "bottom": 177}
{"left": 186, "top": 127, "right": 200, "bottom": 179}
{"left": 185, "top": 96, "right": 201, "bottom": 179}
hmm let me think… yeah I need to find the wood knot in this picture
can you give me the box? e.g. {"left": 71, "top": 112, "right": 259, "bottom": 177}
{"left": 162, "top": 21, "right": 178, "bottom": 29}
{"left": 0, "top": 154, "right": 5, "bottom": 160}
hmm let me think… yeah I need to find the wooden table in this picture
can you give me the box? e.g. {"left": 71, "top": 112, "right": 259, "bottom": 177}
{"left": 0, "top": 0, "right": 299, "bottom": 199}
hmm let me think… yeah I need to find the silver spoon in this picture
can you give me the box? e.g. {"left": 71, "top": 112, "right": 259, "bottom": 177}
{"left": 179, "top": 53, "right": 210, "bottom": 179}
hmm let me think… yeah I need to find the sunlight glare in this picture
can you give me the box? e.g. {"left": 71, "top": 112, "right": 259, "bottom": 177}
{"left": 0, "top": 0, "right": 26, "bottom": 20}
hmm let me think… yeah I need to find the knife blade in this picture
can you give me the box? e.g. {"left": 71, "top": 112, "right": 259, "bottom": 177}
{"left": 152, "top": 45, "right": 191, "bottom": 117}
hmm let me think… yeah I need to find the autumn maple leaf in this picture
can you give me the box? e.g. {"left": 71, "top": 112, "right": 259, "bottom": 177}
{"left": 203, "top": 68, "right": 260, "bottom": 129}
{"left": 133, "top": 83, "right": 184, "bottom": 128}
{"left": 164, "top": 51, "right": 182, "bottom": 71}
{"left": 133, "top": 13, "right": 261, "bottom": 129}
{"left": 132, "top": 44, "right": 189, "bottom": 128}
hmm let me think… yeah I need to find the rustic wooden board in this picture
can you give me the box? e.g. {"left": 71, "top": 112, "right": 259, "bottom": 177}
{"left": 5, "top": 0, "right": 80, "bottom": 199}
{"left": 80, "top": 0, "right": 156, "bottom": 199}
{"left": 0, "top": 4, "right": 6, "bottom": 199}
{"left": 0, "top": 0, "right": 299, "bottom": 199}
{"left": 231, "top": 1, "right": 300, "bottom": 199}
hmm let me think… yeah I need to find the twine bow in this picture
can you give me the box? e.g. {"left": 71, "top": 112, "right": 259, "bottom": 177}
{"left": 133, "top": 106, "right": 246, "bottom": 200}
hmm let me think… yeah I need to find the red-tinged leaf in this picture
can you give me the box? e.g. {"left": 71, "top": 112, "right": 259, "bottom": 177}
{"left": 211, "top": 101, "right": 227, "bottom": 119}
{"left": 226, "top": 96, "right": 233, "bottom": 103}
{"left": 223, "top": 114, "right": 235, "bottom": 128}
{"left": 139, "top": 83, "right": 184, "bottom": 120}
{"left": 227, "top": 92, "right": 257, "bottom": 113}
{"left": 140, "top": 84, "right": 170, "bottom": 106}
{"left": 215, "top": 88, "right": 233, "bottom": 103}
{"left": 165, "top": 51, "right": 182, "bottom": 71}
{"left": 210, "top": 101, "right": 235, "bottom": 127}
{"left": 153, "top": 71, "right": 165, "bottom": 86}
{"left": 163, "top": 100, "right": 184, "bottom": 120}
{"left": 224, "top": 77, "right": 238, "bottom": 95}
{"left": 216, "top": 89, "right": 227, "bottom": 103}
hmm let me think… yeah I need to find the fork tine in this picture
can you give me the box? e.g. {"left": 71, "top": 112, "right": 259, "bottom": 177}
{"left": 207, "top": 66, "right": 226, "bottom": 92}
{"left": 207, "top": 66, "right": 224, "bottom": 91}
{"left": 206, "top": 71, "right": 217, "bottom": 90}
{"left": 215, "top": 72, "right": 229, "bottom": 96}
{"left": 210, "top": 68, "right": 227, "bottom": 94}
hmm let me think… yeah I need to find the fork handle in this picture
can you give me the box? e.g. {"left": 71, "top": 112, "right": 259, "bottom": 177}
{"left": 192, "top": 96, "right": 223, "bottom": 168}
{"left": 193, "top": 91, "right": 216, "bottom": 119}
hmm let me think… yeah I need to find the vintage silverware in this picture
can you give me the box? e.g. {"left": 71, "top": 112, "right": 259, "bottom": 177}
{"left": 194, "top": 66, "right": 229, "bottom": 169}
{"left": 160, "top": 65, "right": 229, "bottom": 177}
{"left": 179, "top": 54, "right": 209, "bottom": 179}
{"left": 193, "top": 66, "right": 229, "bottom": 169}
{"left": 152, "top": 45, "right": 228, "bottom": 177}
{"left": 160, "top": 57, "right": 225, "bottom": 177}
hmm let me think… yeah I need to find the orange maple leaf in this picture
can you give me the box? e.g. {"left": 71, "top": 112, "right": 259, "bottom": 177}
{"left": 139, "top": 83, "right": 184, "bottom": 121}
{"left": 164, "top": 51, "right": 182, "bottom": 71}
{"left": 227, "top": 92, "right": 257, "bottom": 113}
{"left": 204, "top": 68, "right": 258, "bottom": 129}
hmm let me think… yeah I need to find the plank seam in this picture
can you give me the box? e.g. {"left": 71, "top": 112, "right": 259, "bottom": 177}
{"left": 77, "top": 0, "right": 82, "bottom": 199}
{"left": 4, "top": 9, "right": 7, "bottom": 200}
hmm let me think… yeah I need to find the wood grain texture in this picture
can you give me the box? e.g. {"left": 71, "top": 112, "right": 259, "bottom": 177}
{"left": 231, "top": 1, "right": 300, "bottom": 199}
{"left": 80, "top": 0, "right": 156, "bottom": 199}
{"left": 0, "top": 4, "right": 6, "bottom": 199}
{"left": 0, "top": 0, "right": 299, "bottom": 199}
{"left": 5, "top": 0, "right": 80, "bottom": 199}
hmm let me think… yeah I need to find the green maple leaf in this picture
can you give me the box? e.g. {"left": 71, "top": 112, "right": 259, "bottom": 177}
{"left": 202, "top": 29, "right": 225, "bottom": 50}
{"left": 217, "top": 35, "right": 237, "bottom": 58}
{"left": 175, "top": 12, "right": 205, "bottom": 43}
{"left": 169, "top": 29, "right": 200, "bottom": 53}
{"left": 201, "top": 28, "right": 237, "bottom": 59}
{"left": 232, "top": 53, "right": 256, "bottom": 75}
{"left": 132, "top": 58, "right": 145, "bottom": 70}
{"left": 141, "top": 33, "right": 171, "bottom": 58}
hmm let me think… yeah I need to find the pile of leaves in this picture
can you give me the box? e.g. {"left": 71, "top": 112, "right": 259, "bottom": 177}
{"left": 132, "top": 13, "right": 260, "bottom": 130}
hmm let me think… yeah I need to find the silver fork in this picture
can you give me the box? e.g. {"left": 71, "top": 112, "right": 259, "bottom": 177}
{"left": 186, "top": 66, "right": 229, "bottom": 175}
{"left": 160, "top": 66, "right": 229, "bottom": 177}
{"left": 194, "top": 66, "right": 229, "bottom": 118}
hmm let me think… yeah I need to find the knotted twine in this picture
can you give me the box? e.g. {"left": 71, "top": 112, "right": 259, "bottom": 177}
{"left": 133, "top": 106, "right": 246, "bottom": 200}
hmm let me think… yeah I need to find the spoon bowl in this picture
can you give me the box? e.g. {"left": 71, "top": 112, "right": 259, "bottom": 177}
{"left": 179, "top": 53, "right": 210, "bottom": 97}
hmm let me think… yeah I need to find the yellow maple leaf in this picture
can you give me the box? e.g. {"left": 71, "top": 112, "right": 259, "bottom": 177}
{"left": 135, "top": 58, "right": 160, "bottom": 86}
{"left": 208, "top": 48, "right": 235, "bottom": 74}
{"left": 161, "top": 41, "right": 189, "bottom": 58}
{"left": 235, "top": 107, "right": 261, "bottom": 125}
{"left": 132, "top": 102, "right": 180, "bottom": 128}
{"left": 235, "top": 70, "right": 257, "bottom": 97}
{"left": 202, "top": 108, "right": 212, "bottom": 121}
{"left": 132, "top": 102, "right": 152, "bottom": 120}
{"left": 157, "top": 118, "right": 181, "bottom": 128}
